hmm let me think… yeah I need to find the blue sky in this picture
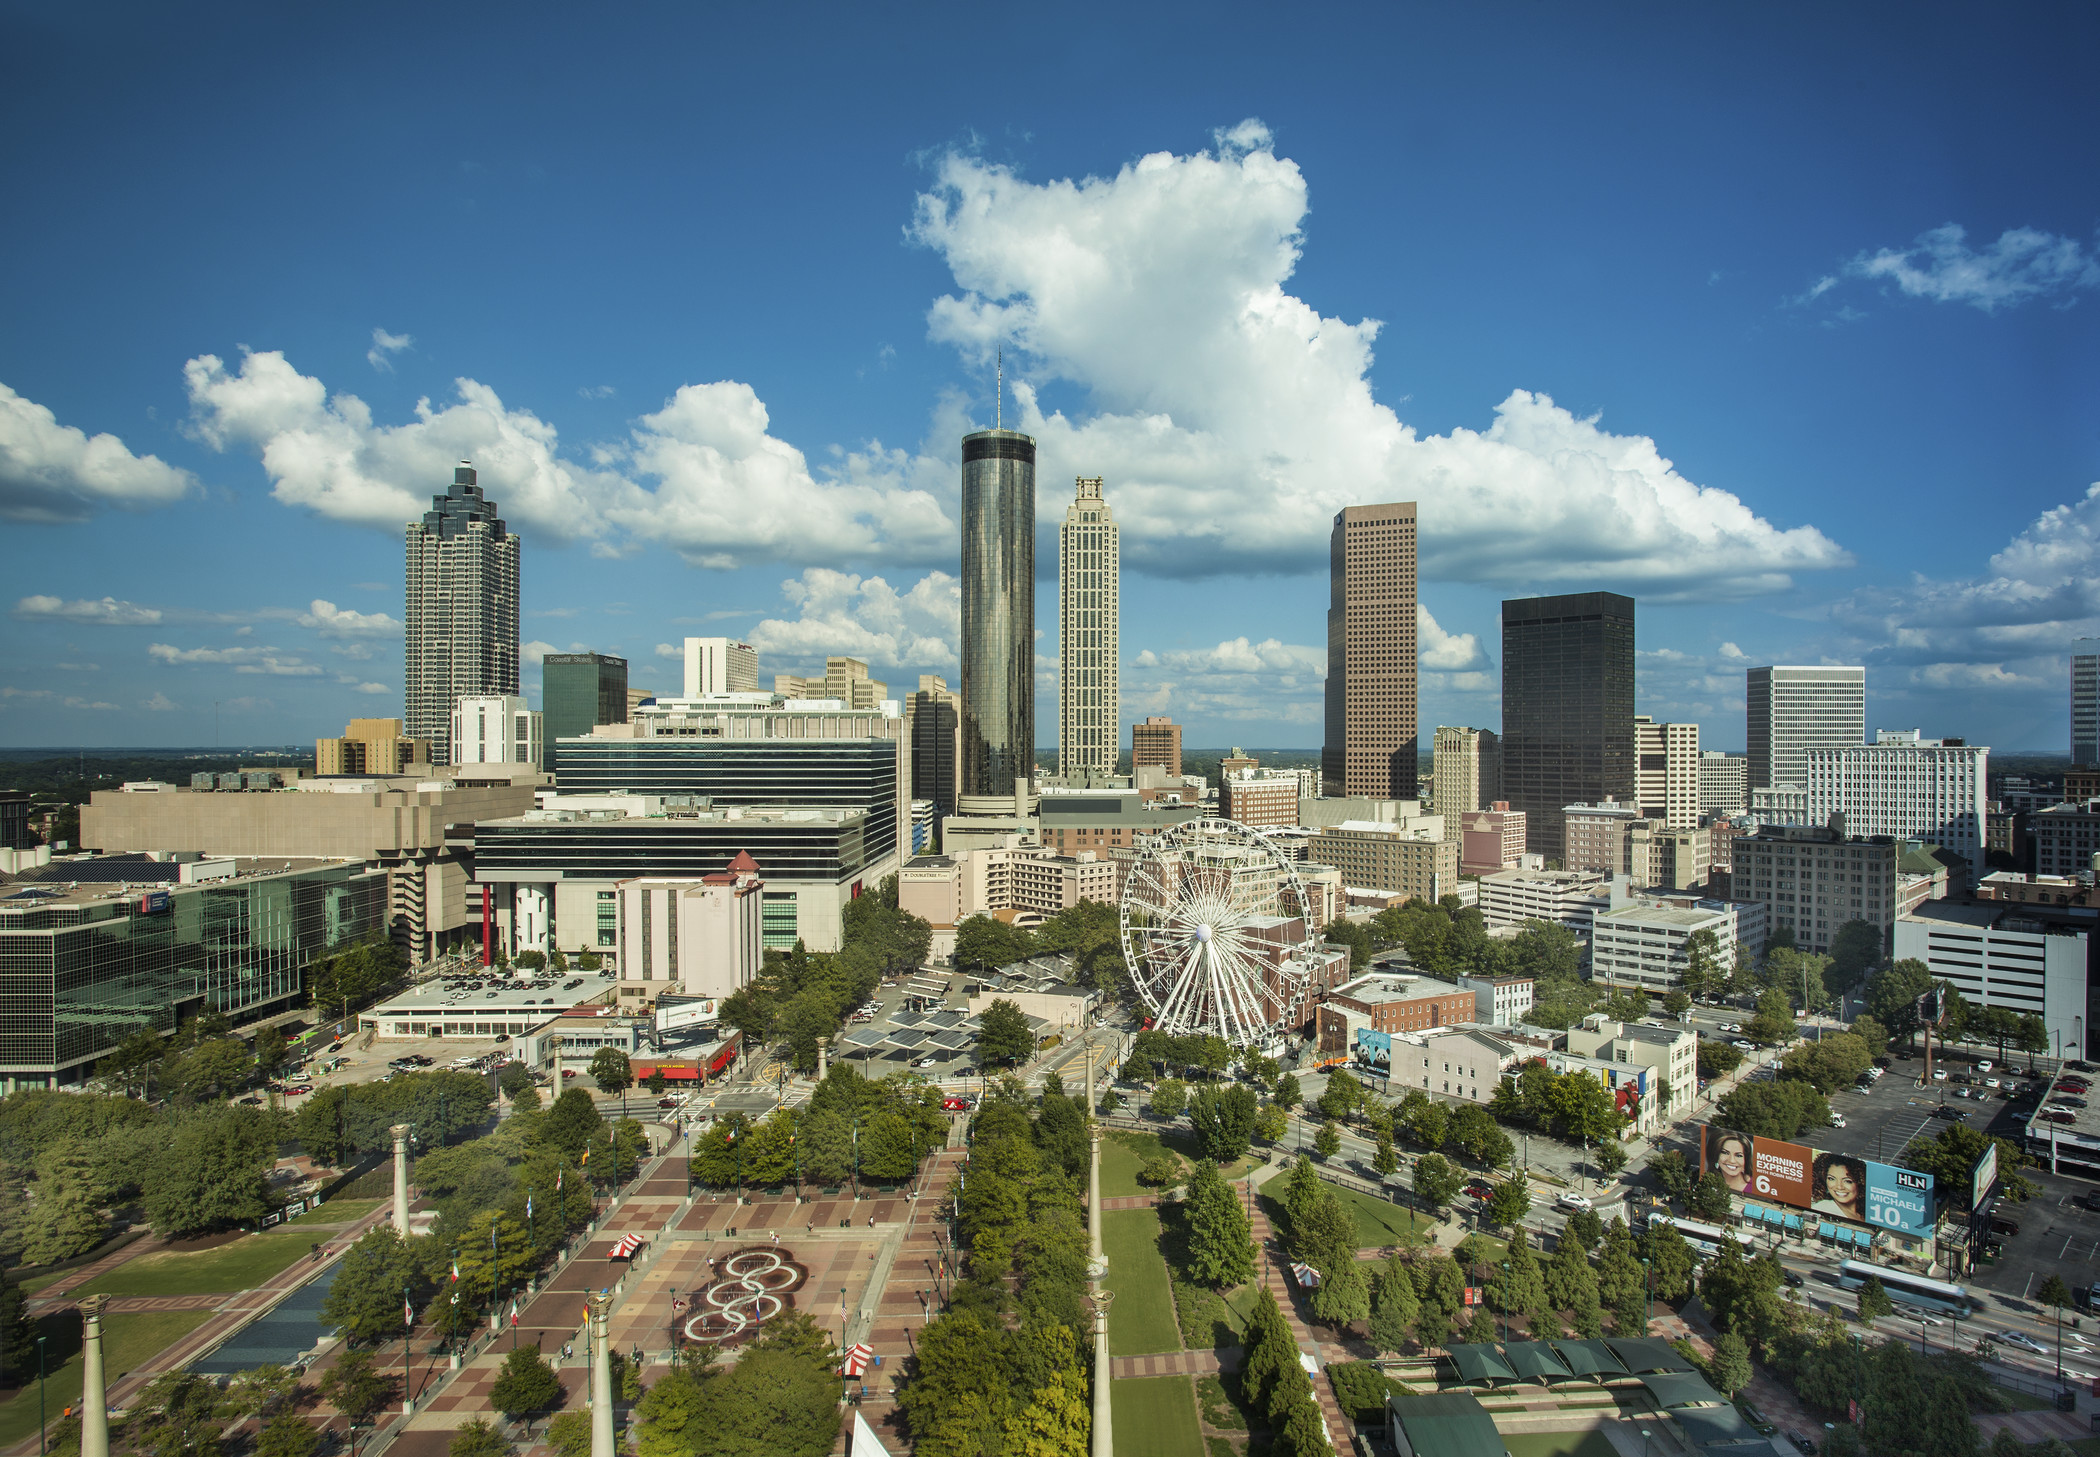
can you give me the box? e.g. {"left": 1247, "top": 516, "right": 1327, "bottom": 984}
{"left": 3, "top": 2, "right": 2096, "bottom": 754}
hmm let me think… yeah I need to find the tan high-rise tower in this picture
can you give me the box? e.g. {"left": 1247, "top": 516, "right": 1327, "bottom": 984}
{"left": 1323, "top": 503, "right": 1418, "bottom": 799}
{"left": 1059, "top": 477, "right": 1119, "bottom": 780}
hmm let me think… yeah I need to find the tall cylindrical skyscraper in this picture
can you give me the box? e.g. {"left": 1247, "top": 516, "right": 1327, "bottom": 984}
{"left": 960, "top": 428, "right": 1036, "bottom": 808}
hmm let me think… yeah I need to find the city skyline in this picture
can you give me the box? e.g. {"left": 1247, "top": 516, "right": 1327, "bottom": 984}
{"left": 2, "top": 7, "right": 2096, "bottom": 754}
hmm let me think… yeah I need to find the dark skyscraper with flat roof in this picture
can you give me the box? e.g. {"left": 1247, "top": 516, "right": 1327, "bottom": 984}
{"left": 541, "top": 652, "right": 628, "bottom": 772}
{"left": 958, "top": 428, "right": 1036, "bottom": 806}
{"left": 1501, "top": 591, "right": 1636, "bottom": 864}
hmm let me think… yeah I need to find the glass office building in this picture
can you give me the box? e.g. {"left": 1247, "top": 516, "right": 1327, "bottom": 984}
{"left": 1501, "top": 592, "right": 1637, "bottom": 864}
{"left": 541, "top": 652, "right": 628, "bottom": 772}
{"left": 959, "top": 429, "right": 1036, "bottom": 803}
{"left": 0, "top": 857, "right": 388, "bottom": 1090}
{"left": 549, "top": 738, "right": 901, "bottom": 867}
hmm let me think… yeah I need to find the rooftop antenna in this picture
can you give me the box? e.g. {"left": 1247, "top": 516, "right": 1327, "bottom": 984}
{"left": 996, "top": 348, "right": 1003, "bottom": 430}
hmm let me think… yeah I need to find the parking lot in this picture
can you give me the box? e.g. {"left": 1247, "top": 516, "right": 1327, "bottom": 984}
{"left": 1966, "top": 1171, "right": 2100, "bottom": 1310}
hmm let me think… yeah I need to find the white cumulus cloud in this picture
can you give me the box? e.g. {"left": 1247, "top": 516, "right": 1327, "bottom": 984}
{"left": 655, "top": 643, "right": 683, "bottom": 660}
{"left": 746, "top": 569, "right": 960, "bottom": 671}
{"left": 299, "top": 599, "right": 401, "bottom": 637}
{"left": 148, "top": 643, "right": 323, "bottom": 676}
{"left": 909, "top": 123, "right": 1847, "bottom": 597}
{"left": 0, "top": 383, "right": 195, "bottom": 524}
{"left": 142, "top": 692, "right": 179, "bottom": 711}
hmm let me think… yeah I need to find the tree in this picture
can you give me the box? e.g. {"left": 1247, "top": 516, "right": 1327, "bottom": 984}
{"left": 255, "top": 1413, "right": 320, "bottom": 1457}
{"left": 449, "top": 1419, "right": 511, "bottom": 1457}
{"left": 489, "top": 1345, "right": 563, "bottom": 1420}
{"left": 1596, "top": 1222, "right": 1648, "bottom": 1335}
{"left": 1314, "top": 1120, "right": 1342, "bottom": 1158}
{"left": 1681, "top": 928, "right": 1723, "bottom": 1000}
{"left": 322, "top": 1228, "right": 428, "bottom": 1344}
{"left": 1697, "top": 1041, "right": 1745, "bottom": 1080}
{"left": 1849, "top": 1014, "right": 1889, "bottom": 1058}
{"left": 1325, "top": 919, "right": 1372, "bottom": 970}
{"left": 1713, "top": 1078, "right": 1829, "bottom": 1142}
{"left": 1149, "top": 1078, "right": 1188, "bottom": 1120}
{"left": 1188, "top": 1084, "right": 1259, "bottom": 1163}
{"left": 1368, "top": 1262, "right": 1420, "bottom": 1354}
{"left": 1001, "top": 1325, "right": 1090, "bottom": 1457}
{"left": 144, "top": 1105, "right": 279, "bottom": 1237}
{"left": 1640, "top": 1221, "right": 1694, "bottom": 1301}
{"left": 1687, "top": 1171, "right": 1731, "bottom": 1222}
{"left": 539, "top": 1087, "right": 605, "bottom": 1159}
{"left": 1710, "top": 1329, "right": 1753, "bottom": 1396}
{"left": 22, "top": 1139, "right": 108, "bottom": 1264}
{"left": 1484, "top": 1175, "right": 1531, "bottom": 1230}
{"left": 1310, "top": 1254, "right": 1371, "bottom": 1327}
{"left": 1866, "top": 958, "right": 1935, "bottom": 1048}
{"left": 1254, "top": 1102, "right": 1288, "bottom": 1144}
{"left": 0, "top": 1270, "right": 36, "bottom": 1387}
{"left": 1827, "top": 920, "right": 1883, "bottom": 992}
{"left": 319, "top": 1347, "right": 392, "bottom": 1427}
{"left": 1413, "top": 1152, "right": 1461, "bottom": 1213}
{"left": 893, "top": 1309, "right": 1013, "bottom": 1457}
{"left": 1662, "top": 990, "right": 1692, "bottom": 1020}
{"left": 1744, "top": 984, "right": 1797, "bottom": 1046}
{"left": 589, "top": 1047, "right": 634, "bottom": 1105}
{"left": 976, "top": 998, "right": 1034, "bottom": 1066}
{"left": 1317, "top": 1069, "right": 1364, "bottom": 1122}
{"left": 545, "top": 1412, "right": 591, "bottom": 1457}
{"left": 1372, "top": 1133, "right": 1398, "bottom": 1180}
{"left": 1781, "top": 1033, "right": 1873, "bottom": 1094}
{"left": 1647, "top": 1149, "right": 1690, "bottom": 1201}
{"left": 1273, "top": 1073, "right": 1300, "bottom": 1111}
{"left": 1183, "top": 1160, "right": 1255, "bottom": 1287}
{"left": 1407, "top": 1100, "right": 1449, "bottom": 1151}
{"left": 859, "top": 1109, "right": 919, "bottom": 1182}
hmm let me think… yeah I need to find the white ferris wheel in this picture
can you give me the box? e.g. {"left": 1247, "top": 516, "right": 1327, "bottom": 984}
{"left": 1118, "top": 817, "right": 1315, "bottom": 1049}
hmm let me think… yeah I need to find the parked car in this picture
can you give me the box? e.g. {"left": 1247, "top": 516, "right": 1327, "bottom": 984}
{"left": 1557, "top": 1192, "right": 1594, "bottom": 1212}
{"left": 2038, "top": 1109, "right": 2078, "bottom": 1123}
{"left": 1465, "top": 1179, "right": 1495, "bottom": 1200}
{"left": 1732, "top": 1040, "right": 1756, "bottom": 1051}
{"left": 941, "top": 1096, "right": 973, "bottom": 1112}
{"left": 1976, "top": 1061, "right": 1993, "bottom": 1073}
{"left": 1988, "top": 1215, "right": 2020, "bottom": 1236}
{"left": 1828, "top": 1114, "right": 1847, "bottom": 1128}
{"left": 1933, "top": 1106, "right": 1965, "bottom": 1119}
{"left": 2075, "top": 1192, "right": 2100, "bottom": 1212}
{"left": 1789, "top": 1433, "right": 1818, "bottom": 1454}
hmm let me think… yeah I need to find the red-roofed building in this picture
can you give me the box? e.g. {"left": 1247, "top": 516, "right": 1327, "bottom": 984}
{"left": 613, "top": 855, "right": 765, "bottom": 1014}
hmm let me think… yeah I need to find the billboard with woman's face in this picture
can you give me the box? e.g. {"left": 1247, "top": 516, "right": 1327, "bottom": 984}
{"left": 1699, "top": 1123, "right": 1933, "bottom": 1233}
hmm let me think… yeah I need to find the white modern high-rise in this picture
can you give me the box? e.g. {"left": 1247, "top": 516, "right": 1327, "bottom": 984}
{"left": 451, "top": 694, "right": 542, "bottom": 767}
{"left": 406, "top": 464, "right": 520, "bottom": 766}
{"left": 1804, "top": 729, "right": 1989, "bottom": 876}
{"left": 682, "top": 638, "right": 758, "bottom": 698}
{"left": 2073, "top": 641, "right": 2098, "bottom": 766}
{"left": 1058, "top": 476, "right": 1119, "bottom": 781}
{"left": 1746, "top": 665, "right": 1864, "bottom": 792}
{"left": 1634, "top": 716, "right": 1701, "bottom": 828}
{"left": 1699, "top": 751, "right": 1748, "bottom": 816}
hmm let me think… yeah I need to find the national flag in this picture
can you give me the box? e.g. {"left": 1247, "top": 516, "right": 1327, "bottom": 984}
{"left": 450, "top": 1292, "right": 459, "bottom": 1306}
{"left": 451, "top": 1258, "right": 460, "bottom": 1283}
{"left": 404, "top": 1295, "right": 414, "bottom": 1327}
{"left": 581, "top": 1147, "right": 590, "bottom": 1165}
{"left": 509, "top": 1299, "right": 519, "bottom": 1327}
{"left": 526, "top": 1193, "right": 533, "bottom": 1219}
{"left": 556, "top": 1168, "right": 564, "bottom": 1193}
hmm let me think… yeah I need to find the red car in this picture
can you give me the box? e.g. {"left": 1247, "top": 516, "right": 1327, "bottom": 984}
{"left": 2058, "top": 1081, "right": 2090, "bottom": 1094}
{"left": 1464, "top": 1179, "right": 1494, "bottom": 1200}
{"left": 942, "top": 1096, "right": 973, "bottom": 1112}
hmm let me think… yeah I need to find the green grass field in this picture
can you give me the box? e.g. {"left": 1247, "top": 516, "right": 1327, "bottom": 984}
{"left": 0, "top": 1309, "right": 213, "bottom": 1447}
{"left": 1102, "top": 1130, "right": 1187, "bottom": 1198}
{"left": 1501, "top": 1430, "right": 1620, "bottom": 1457}
{"left": 72, "top": 1227, "right": 319, "bottom": 1298}
{"left": 1103, "top": 1209, "right": 1183, "bottom": 1356}
{"left": 1258, "top": 1183, "right": 1433, "bottom": 1252}
{"left": 1111, "top": 1376, "right": 1205, "bottom": 1457}
{"left": 288, "top": 1197, "right": 384, "bottom": 1225}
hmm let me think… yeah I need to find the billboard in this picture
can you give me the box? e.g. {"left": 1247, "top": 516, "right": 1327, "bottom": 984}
{"left": 1699, "top": 1123, "right": 1935, "bottom": 1235}
{"left": 1970, "top": 1143, "right": 1997, "bottom": 1210}
{"left": 1352, "top": 1027, "right": 1392, "bottom": 1074}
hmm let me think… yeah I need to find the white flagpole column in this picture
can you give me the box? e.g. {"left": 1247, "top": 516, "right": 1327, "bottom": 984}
{"left": 589, "top": 1293, "right": 615, "bottom": 1457}
{"left": 80, "top": 1295, "right": 110, "bottom": 1457}
{"left": 391, "top": 1123, "right": 413, "bottom": 1235}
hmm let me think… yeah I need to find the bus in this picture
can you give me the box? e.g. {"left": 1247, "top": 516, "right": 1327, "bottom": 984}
{"left": 1835, "top": 1260, "right": 1974, "bottom": 1319}
{"left": 1642, "top": 1213, "right": 1746, "bottom": 1258}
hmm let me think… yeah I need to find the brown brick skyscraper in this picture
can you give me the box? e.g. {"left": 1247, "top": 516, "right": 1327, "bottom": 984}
{"left": 1322, "top": 502, "right": 1418, "bottom": 800}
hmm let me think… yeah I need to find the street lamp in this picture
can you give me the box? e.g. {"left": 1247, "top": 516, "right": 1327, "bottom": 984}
{"left": 36, "top": 1335, "right": 46, "bottom": 1457}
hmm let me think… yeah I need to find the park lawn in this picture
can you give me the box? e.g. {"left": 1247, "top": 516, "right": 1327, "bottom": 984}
{"left": 1157, "top": 1127, "right": 1260, "bottom": 1183}
{"left": 288, "top": 1197, "right": 384, "bottom": 1226}
{"left": 1103, "top": 1209, "right": 1182, "bottom": 1356}
{"left": 0, "top": 1309, "right": 213, "bottom": 1447}
{"left": 1501, "top": 1430, "right": 1620, "bottom": 1457}
{"left": 73, "top": 1227, "right": 319, "bottom": 1298}
{"left": 1102, "top": 1130, "right": 1187, "bottom": 1198}
{"left": 1257, "top": 1184, "right": 1434, "bottom": 1253}
{"left": 16, "top": 1271, "right": 68, "bottom": 1295}
{"left": 1110, "top": 1376, "right": 1205, "bottom": 1457}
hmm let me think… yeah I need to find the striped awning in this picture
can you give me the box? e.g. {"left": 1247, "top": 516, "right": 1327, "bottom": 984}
{"left": 609, "top": 1233, "right": 645, "bottom": 1259}
{"left": 840, "top": 1342, "right": 875, "bottom": 1377}
{"left": 1291, "top": 1262, "right": 1322, "bottom": 1288}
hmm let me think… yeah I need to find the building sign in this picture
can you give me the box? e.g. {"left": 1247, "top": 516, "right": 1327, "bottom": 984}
{"left": 1352, "top": 1027, "right": 1391, "bottom": 1074}
{"left": 1969, "top": 1143, "right": 1997, "bottom": 1211}
{"left": 1701, "top": 1123, "right": 1933, "bottom": 1233}
{"left": 137, "top": 890, "right": 171, "bottom": 915}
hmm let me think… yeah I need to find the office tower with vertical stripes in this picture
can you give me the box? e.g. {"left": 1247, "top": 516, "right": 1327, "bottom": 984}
{"left": 1059, "top": 476, "right": 1119, "bottom": 780}
{"left": 1323, "top": 502, "right": 1419, "bottom": 799}
{"left": 405, "top": 464, "right": 519, "bottom": 766}
{"left": 1745, "top": 665, "right": 1864, "bottom": 792}
{"left": 2073, "top": 641, "right": 2098, "bottom": 766}
{"left": 959, "top": 427, "right": 1036, "bottom": 807}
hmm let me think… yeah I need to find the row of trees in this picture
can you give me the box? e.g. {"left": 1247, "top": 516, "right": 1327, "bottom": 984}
{"left": 718, "top": 876, "right": 933, "bottom": 1074}
{"left": 897, "top": 1087, "right": 1097, "bottom": 1456}
{"left": 290, "top": 1068, "right": 496, "bottom": 1166}
{"left": 954, "top": 899, "right": 1123, "bottom": 995}
{"left": 689, "top": 1065, "right": 950, "bottom": 1188}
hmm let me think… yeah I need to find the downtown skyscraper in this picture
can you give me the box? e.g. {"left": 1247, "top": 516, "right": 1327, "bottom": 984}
{"left": 1745, "top": 665, "right": 1865, "bottom": 792}
{"left": 405, "top": 464, "right": 519, "bottom": 765}
{"left": 958, "top": 427, "right": 1035, "bottom": 809}
{"left": 1058, "top": 475, "right": 1119, "bottom": 780}
{"left": 1322, "top": 502, "right": 1419, "bottom": 800}
{"left": 1501, "top": 591, "right": 1636, "bottom": 864}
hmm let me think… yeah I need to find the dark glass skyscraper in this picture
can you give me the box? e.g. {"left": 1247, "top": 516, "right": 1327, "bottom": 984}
{"left": 406, "top": 464, "right": 519, "bottom": 764}
{"left": 959, "top": 428, "right": 1036, "bottom": 804}
{"left": 541, "top": 652, "right": 628, "bottom": 772}
{"left": 1501, "top": 591, "right": 1636, "bottom": 864}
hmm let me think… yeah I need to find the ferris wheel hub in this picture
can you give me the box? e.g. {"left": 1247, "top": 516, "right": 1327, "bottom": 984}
{"left": 1195, "top": 923, "right": 1213, "bottom": 943}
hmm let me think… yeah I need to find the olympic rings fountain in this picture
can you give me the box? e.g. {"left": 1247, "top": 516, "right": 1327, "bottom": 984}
{"left": 680, "top": 1246, "right": 809, "bottom": 1346}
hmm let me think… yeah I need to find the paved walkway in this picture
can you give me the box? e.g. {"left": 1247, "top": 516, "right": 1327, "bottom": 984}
{"left": 23, "top": 1235, "right": 168, "bottom": 1310}
{"left": 1244, "top": 1167, "right": 1355, "bottom": 1449}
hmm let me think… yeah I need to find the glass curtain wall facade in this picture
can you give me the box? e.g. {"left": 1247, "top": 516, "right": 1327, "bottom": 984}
{"left": 959, "top": 429, "right": 1036, "bottom": 802}
{"left": 550, "top": 738, "right": 901, "bottom": 866}
{"left": 1058, "top": 476, "right": 1120, "bottom": 780}
{"left": 405, "top": 464, "right": 521, "bottom": 765}
{"left": 1501, "top": 592, "right": 1636, "bottom": 865}
{"left": 473, "top": 815, "right": 873, "bottom": 887}
{"left": 1746, "top": 665, "right": 1865, "bottom": 792}
{"left": 0, "top": 863, "right": 387, "bottom": 1088}
{"left": 2073, "top": 642, "right": 2098, "bottom": 768}
{"left": 541, "top": 652, "right": 628, "bottom": 771}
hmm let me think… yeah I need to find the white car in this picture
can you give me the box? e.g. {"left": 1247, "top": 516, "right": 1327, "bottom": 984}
{"left": 1998, "top": 1330, "right": 2049, "bottom": 1354}
{"left": 1894, "top": 1305, "right": 1944, "bottom": 1326}
{"left": 1732, "top": 1040, "right": 1756, "bottom": 1051}
{"left": 1977, "top": 1061, "right": 1993, "bottom": 1073}
{"left": 1829, "top": 1115, "right": 1847, "bottom": 1128}
{"left": 1557, "top": 1192, "right": 1594, "bottom": 1212}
